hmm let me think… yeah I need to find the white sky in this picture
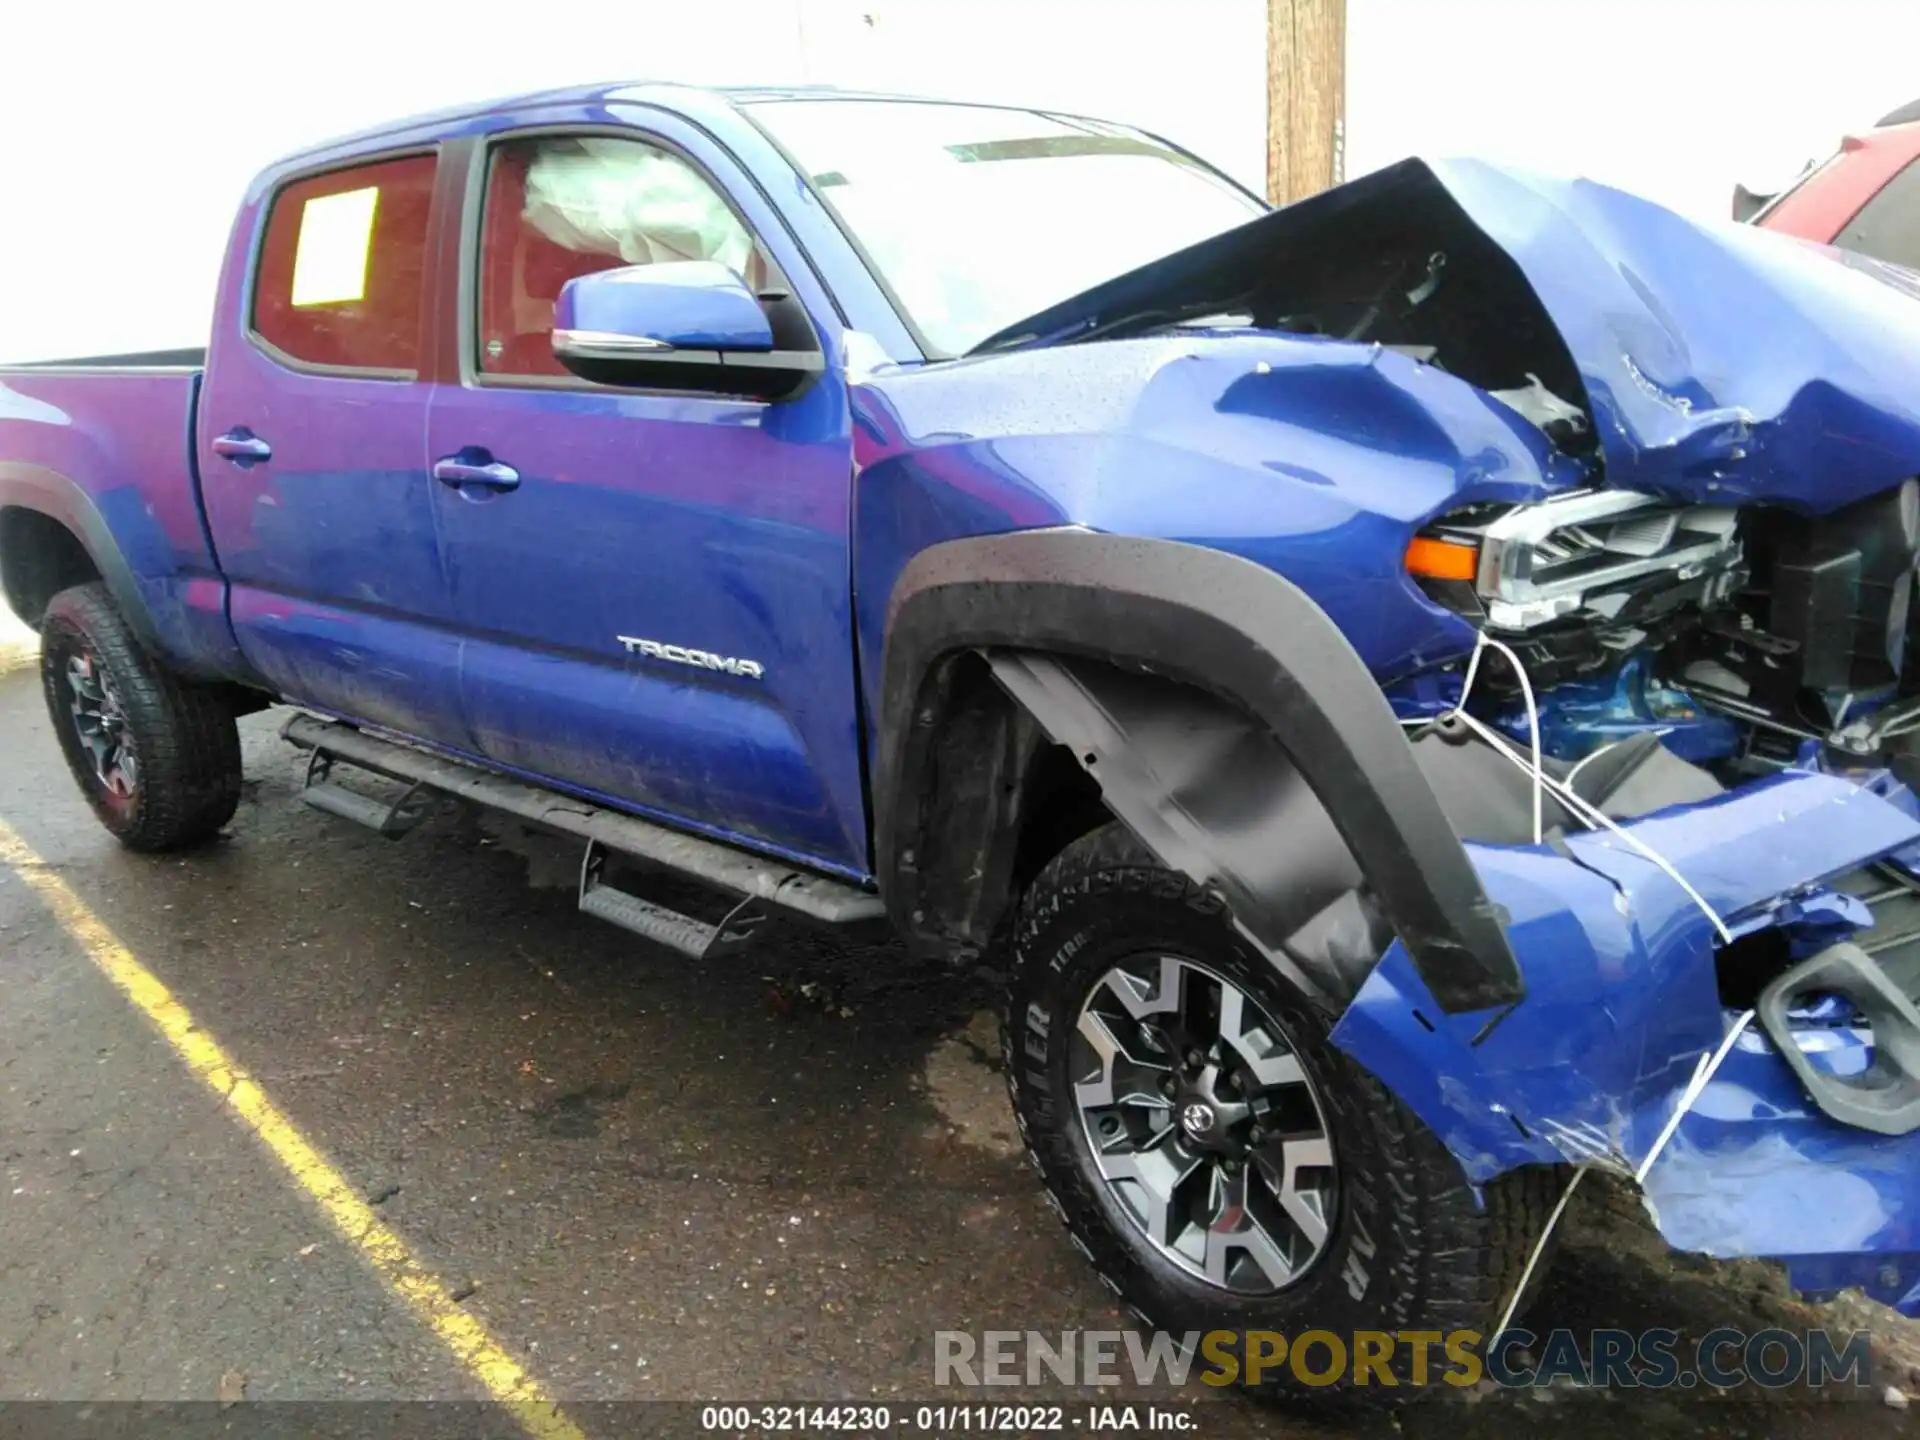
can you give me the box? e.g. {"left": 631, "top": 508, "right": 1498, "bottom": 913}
{"left": 1, "top": 0, "right": 1918, "bottom": 362}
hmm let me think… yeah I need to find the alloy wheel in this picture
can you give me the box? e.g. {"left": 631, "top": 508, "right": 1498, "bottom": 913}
{"left": 65, "top": 651, "right": 140, "bottom": 800}
{"left": 1071, "top": 954, "right": 1338, "bottom": 1294}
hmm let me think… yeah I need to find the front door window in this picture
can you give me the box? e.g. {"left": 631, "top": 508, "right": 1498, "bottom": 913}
{"left": 477, "top": 136, "right": 765, "bottom": 378}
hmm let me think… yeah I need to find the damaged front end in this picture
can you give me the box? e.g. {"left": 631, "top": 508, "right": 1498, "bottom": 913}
{"left": 991, "top": 642, "right": 1920, "bottom": 1314}
{"left": 974, "top": 159, "right": 1920, "bottom": 1314}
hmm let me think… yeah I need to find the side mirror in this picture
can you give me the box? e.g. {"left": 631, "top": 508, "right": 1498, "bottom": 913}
{"left": 551, "top": 261, "right": 824, "bottom": 400}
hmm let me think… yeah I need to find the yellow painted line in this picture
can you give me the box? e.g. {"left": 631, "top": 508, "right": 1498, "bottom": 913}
{"left": 0, "top": 819, "right": 586, "bottom": 1440}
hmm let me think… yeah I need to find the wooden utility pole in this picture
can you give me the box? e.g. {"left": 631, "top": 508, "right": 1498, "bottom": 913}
{"left": 1266, "top": 0, "right": 1347, "bottom": 206}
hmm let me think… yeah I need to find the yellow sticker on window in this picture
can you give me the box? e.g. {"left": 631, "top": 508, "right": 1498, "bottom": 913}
{"left": 290, "top": 186, "right": 380, "bottom": 307}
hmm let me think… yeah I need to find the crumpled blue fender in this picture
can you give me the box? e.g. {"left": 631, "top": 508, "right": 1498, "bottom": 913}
{"left": 1330, "top": 768, "right": 1920, "bottom": 1314}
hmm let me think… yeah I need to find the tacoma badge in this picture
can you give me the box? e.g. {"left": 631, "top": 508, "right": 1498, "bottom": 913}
{"left": 617, "top": 635, "right": 765, "bottom": 680}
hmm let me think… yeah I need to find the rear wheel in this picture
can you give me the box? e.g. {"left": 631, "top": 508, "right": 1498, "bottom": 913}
{"left": 40, "top": 583, "right": 242, "bottom": 851}
{"left": 1004, "top": 823, "right": 1552, "bottom": 1402}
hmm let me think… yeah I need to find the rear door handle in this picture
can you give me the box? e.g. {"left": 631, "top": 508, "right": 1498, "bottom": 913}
{"left": 432, "top": 453, "right": 521, "bottom": 491}
{"left": 211, "top": 428, "right": 272, "bottom": 465}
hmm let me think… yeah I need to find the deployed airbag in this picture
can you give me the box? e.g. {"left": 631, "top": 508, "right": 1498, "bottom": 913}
{"left": 523, "top": 139, "right": 754, "bottom": 273}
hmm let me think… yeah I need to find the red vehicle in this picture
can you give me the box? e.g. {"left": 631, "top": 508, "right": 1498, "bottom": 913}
{"left": 1754, "top": 100, "right": 1920, "bottom": 266}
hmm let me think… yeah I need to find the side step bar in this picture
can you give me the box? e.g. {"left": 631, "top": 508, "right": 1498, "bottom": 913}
{"left": 282, "top": 716, "right": 885, "bottom": 956}
{"left": 578, "top": 840, "right": 767, "bottom": 959}
{"left": 302, "top": 748, "right": 433, "bottom": 838}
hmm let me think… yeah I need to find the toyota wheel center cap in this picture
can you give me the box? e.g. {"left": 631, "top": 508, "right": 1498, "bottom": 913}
{"left": 1180, "top": 1101, "right": 1217, "bottom": 1137}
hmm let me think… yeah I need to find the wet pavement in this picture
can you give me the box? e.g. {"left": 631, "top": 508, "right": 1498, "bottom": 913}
{"left": 0, "top": 648, "right": 1916, "bottom": 1437}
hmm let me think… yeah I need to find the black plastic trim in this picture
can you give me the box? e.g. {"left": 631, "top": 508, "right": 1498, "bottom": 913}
{"left": 876, "top": 529, "right": 1523, "bottom": 1014}
{"left": 1759, "top": 941, "right": 1920, "bottom": 1136}
{"left": 0, "top": 462, "right": 163, "bottom": 654}
{"left": 554, "top": 345, "right": 824, "bottom": 399}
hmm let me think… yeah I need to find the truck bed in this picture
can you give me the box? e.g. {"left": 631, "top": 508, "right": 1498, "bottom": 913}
{"left": 0, "top": 359, "right": 240, "bottom": 676}
{"left": 3, "top": 347, "right": 207, "bottom": 370}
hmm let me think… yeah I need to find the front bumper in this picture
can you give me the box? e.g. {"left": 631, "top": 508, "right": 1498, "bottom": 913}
{"left": 1332, "top": 766, "right": 1920, "bottom": 1315}
{"left": 1648, "top": 1022, "right": 1920, "bottom": 1314}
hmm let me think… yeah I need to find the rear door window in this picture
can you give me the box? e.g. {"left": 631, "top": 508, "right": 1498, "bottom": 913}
{"left": 252, "top": 153, "right": 437, "bottom": 374}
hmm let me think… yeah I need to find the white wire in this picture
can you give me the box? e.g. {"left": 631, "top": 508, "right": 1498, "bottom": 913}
{"left": 1401, "top": 641, "right": 1730, "bottom": 939}
{"left": 1404, "top": 635, "right": 1746, "bottom": 1337}
{"left": 1414, "top": 633, "right": 1545, "bottom": 842}
{"left": 1493, "top": 1009, "right": 1756, "bottom": 1337}
{"left": 1475, "top": 635, "right": 1545, "bottom": 845}
{"left": 1492, "top": 1165, "right": 1588, "bottom": 1342}
{"left": 1442, "top": 707, "right": 1736, "bottom": 946}
{"left": 1562, "top": 739, "right": 1622, "bottom": 791}
{"left": 1634, "top": 1009, "right": 1757, "bottom": 1184}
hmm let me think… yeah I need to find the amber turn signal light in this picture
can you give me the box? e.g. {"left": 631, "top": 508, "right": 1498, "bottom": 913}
{"left": 1405, "top": 535, "right": 1480, "bottom": 582}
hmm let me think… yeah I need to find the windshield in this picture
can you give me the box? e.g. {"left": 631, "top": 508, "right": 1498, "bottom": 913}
{"left": 746, "top": 99, "right": 1266, "bottom": 355}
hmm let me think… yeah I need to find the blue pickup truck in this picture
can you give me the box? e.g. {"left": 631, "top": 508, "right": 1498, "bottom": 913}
{"left": 4, "top": 82, "right": 1920, "bottom": 1391}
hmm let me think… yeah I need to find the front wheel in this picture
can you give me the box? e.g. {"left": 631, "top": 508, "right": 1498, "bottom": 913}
{"left": 40, "top": 582, "right": 242, "bottom": 851}
{"left": 1004, "top": 823, "right": 1552, "bottom": 1402}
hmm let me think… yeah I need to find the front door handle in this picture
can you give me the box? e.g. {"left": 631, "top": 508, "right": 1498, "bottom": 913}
{"left": 432, "top": 452, "right": 521, "bottom": 491}
{"left": 211, "top": 428, "right": 272, "bottom": 465}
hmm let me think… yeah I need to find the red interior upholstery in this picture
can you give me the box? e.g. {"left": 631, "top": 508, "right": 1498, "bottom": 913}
{"left": 253, "top": 154, "right": 435, "bottom": 372}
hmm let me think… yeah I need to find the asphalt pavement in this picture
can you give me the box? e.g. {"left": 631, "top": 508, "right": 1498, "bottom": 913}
{"left": 0, "top": 645, "right": 1915, "bottom": 1438}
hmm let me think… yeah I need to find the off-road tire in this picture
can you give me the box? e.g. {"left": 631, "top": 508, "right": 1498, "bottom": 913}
{"left": 40, "top": 582, "right": 242, "bottom": 851}
{"left": 1005, "top": 822, "right": 1556, "bottom": 1403}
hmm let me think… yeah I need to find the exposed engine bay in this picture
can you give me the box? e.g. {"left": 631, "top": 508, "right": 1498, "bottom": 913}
{"left": 1401, "top": 476, "right": 1920, "bottom": 1154}
{"left": 1163, "top": 183, "right": 1920, "bottom": 783}
{"left": 1408, "top": 480, "right": 1920, "bottom": 780}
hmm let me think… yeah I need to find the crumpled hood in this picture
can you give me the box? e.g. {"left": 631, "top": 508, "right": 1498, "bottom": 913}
{"left": 975, "top": 157, "right": 1920, "bottom": 513}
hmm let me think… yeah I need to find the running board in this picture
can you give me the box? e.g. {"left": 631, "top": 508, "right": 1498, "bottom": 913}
{"left": 281, "top": 717, "right": 886, "bottom": 940}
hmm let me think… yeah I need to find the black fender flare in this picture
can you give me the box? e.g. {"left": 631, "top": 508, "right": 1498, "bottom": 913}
{"left": 0, "top": 461, "right": 165, "bottom": 652}
{"left": 875, "top": 527, "right": 1522, "bottom": 1014}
